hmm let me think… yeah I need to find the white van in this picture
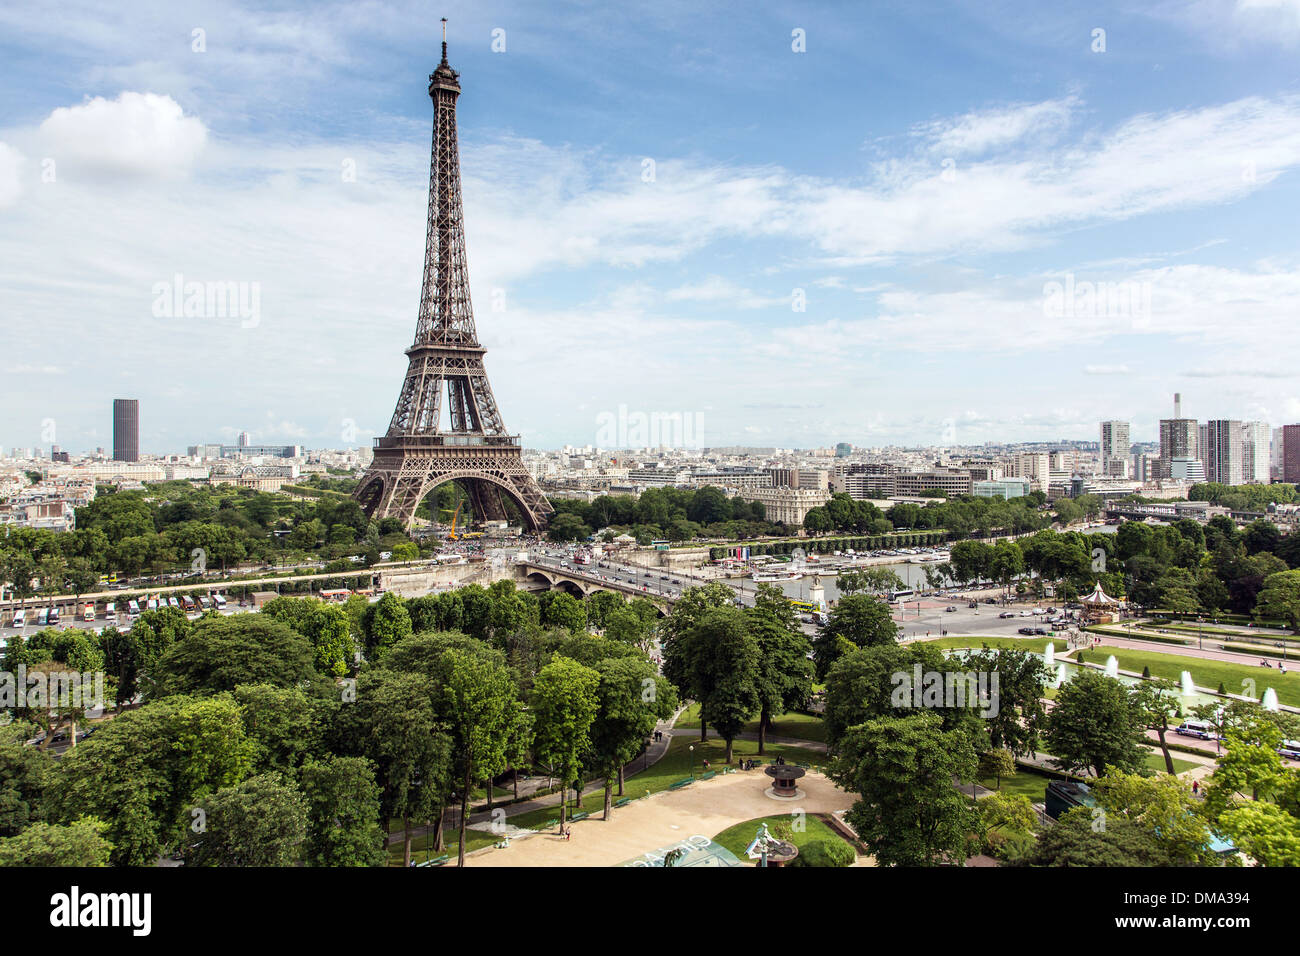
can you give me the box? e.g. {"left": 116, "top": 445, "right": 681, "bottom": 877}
{"left": 1175, "top": 720, "right": 1215, "bottom": 741}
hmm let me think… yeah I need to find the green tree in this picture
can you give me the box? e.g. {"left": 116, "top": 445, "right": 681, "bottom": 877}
{"left": 1044, "top": 669, "right": 1146, "bottom": 778}
{"left": 151, "top": 615, "right": 317, "bottom": 696}
{"left": 681, "top": 607, "right": 761, "bottom": 763}
{"left": 333, "top": 668, "right": 451, "bottom": 866}
{"left": 1254, "top": 569, "right": 1300, "bottom": 632}
{"left": 1217, "top": 802, "right": 1300, "bottom": 866}
{"left": 541, "top": 591, "right": 587, "bottom": 634}
{"left": 532, "top": 657, "right": 601, "bottom": 827}
{"left": 813, "top": 594, "right": 897, "bottom": 679}
{"left": 747, "top": 606, "right": 813, "bottom": 754}
{"left": 441, "top": 649, "right": 518, "bottom": 865}
{"left": 1090, "top": 769, "right": 1215, "bottom": 865}
{"left": 590, "top": 658, "right": 677, "bottom": 818}
{"left": 0, "top": 817, "right": 113, "bottom": 867}
{"left": 831, "top": 712, "right": 978, "bottom": 866}
{"left": 1022, "top": 806, "right": 1175, "bottom": 867}
{"left": 300, "top": 756, "right": 387, "bottom": 867}
{"left": 184, "top": 772, "right": 307, "bottom": 867}
{"left": 1131, "top": 678, "right": 1182, "bottom": 774}
{"left": 960, "top": 646, "right": 1051, "bottom": 757}
{"left": 366, "top": 592, "right": 413, "bottom": 658}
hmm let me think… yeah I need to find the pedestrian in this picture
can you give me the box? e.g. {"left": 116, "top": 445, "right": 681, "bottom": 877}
{"left": 1192, "top": 779, "right": 1199, "bottom": 795}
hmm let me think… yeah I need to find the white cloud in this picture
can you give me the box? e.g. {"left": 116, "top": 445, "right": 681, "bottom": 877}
{"left": 0, "top": 142, "right": 22, "bottom": 206}
{"left": 914, "top": 96, "right": 1080, "bottom": 157}
{"left": 664, "top": 275, "right": 787, "bottom": 309}
{"left": 37, "top": 92, "right": 207, "bottom": 180}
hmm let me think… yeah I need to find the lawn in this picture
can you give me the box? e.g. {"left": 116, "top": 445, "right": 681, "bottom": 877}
{"left": 385, "top": 822, "right": 497, "bottom": 866}
{"left": 1141, "top": 749, "right": 1198, "bottom": 775}
{"left": 977, "top": 767, "right": 1056, "bottom": 802}
{"left": 675, "top": 703, "right": 828, "bottom": 743}
{"left": 711, "top": 813, "right": 856, "bottom": 863}
{"left": 1069, "top": 645, "right": 1300, "bottom": 708}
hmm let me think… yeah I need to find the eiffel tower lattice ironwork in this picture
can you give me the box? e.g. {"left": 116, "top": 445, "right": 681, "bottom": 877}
{"left": 355, "top": 30, "right": 553, "bottom": 532}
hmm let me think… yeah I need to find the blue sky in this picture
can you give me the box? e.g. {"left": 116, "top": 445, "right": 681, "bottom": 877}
{"left": 2, "top": 0, "right": 1299, "bottom": 454}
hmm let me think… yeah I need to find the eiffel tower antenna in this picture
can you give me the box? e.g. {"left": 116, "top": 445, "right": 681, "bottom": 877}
{"left": 354, "top": 31, "right": 553, "bottom": 532}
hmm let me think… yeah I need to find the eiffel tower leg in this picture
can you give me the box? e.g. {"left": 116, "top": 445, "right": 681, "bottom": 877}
{"left": 466, "top": 481, "right": 508, "bottom": 523}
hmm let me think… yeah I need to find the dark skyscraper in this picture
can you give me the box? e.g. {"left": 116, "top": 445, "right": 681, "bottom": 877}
{"left": 113, "top": 398, "right": 139, "bottom": 462}
{"left": 1284, "top": 424, "right": 1300, "bottom": 484}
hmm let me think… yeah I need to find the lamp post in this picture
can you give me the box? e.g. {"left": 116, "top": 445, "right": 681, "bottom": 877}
{"left": 689, "top": 744, "right": 696, "bottom": 779}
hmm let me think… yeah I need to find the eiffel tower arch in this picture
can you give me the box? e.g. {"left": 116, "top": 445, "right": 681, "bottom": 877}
{"left": 355, "top": 27, "right": 553, "bottom": 533}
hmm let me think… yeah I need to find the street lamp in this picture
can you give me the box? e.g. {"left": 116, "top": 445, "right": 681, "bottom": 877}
{"left": 689, "top": 744, "right": 696, "bottom": 779}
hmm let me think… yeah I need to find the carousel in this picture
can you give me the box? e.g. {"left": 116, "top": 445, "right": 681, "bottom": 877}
{"left": 1078, "top": 582, "right": 1122, "bottom": 625}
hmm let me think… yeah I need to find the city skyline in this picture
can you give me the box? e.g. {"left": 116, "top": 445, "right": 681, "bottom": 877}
{"left": 3, "top": 1, "right": 1300, "bottom": 452}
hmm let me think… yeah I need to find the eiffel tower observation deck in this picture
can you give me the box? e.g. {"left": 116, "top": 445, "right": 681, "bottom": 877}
{"left": 355, "top": 23, "right": 553, "bottom": 532}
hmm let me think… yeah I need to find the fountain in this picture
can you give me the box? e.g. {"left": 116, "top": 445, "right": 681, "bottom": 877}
{"left": 1104, "top": 655, "right": 1118, "bottom": 678}
{"left": 1055, "top": 663, "right": 1068, "bottom": 688}
{"left": 1181, "top": 671, "right": 1195, "bottom": 696}
{"left": 1044, "top": 642, "right": 1056, "bottom": 669}
{"left": 764, "top": 763, "right": 807, "bottom": 800}
{"left": 1262, "top": 688, "right": 1280, "bottom": 711}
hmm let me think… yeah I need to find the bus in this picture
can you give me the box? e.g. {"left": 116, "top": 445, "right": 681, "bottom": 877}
{"left": 788, "top": 599, "right": 818, "bottom": 613}
{"left": 47, "top": 607, "right": 60, "bottom": 626}
{"left": 83, "top": 603, "right": 96, "bottom": 622}
{"left": 127, "top": 599, "right": 141, "bottom": 619}
{"left": 320, "top": 589, "right": 352, "bottom": 603}
{"left": 181, "top": 596, "right": 196, "bottom": 613}
{"left": 104, "top": 603, "right": 117, "bottom": 625}
{"left": 35, "top": 608, "right": 49, "bottom": 627}
{"left": 889, "top": 589, "right": 916, "bottom": 603}
{"left": 213, "top": 593, "right": 227, "bottom": 610}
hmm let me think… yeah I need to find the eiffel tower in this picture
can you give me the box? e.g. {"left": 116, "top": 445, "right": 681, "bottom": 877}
{"left": 355, "top": 24, "right": 553, "bottom": 532}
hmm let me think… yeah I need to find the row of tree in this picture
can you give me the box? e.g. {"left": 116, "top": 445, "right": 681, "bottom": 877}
{"left": 0, "top": 578, "right": 678, "bottom": 866}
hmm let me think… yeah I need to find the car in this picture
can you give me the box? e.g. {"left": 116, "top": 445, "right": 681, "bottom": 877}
{"left": 1032, "top": 627, "right": 1048, "bottom": 635}
{"left": 968, "top": 601, "right": 978, "bottom": 609}
{"left": 1018, "top": 627, "right": 1036, "bottom": 635}
{"left": 999, "top": 612, "right": 1016, "bottom": 619}
{"left": 945, "top": 606, "right": 957, "bottom": 613}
